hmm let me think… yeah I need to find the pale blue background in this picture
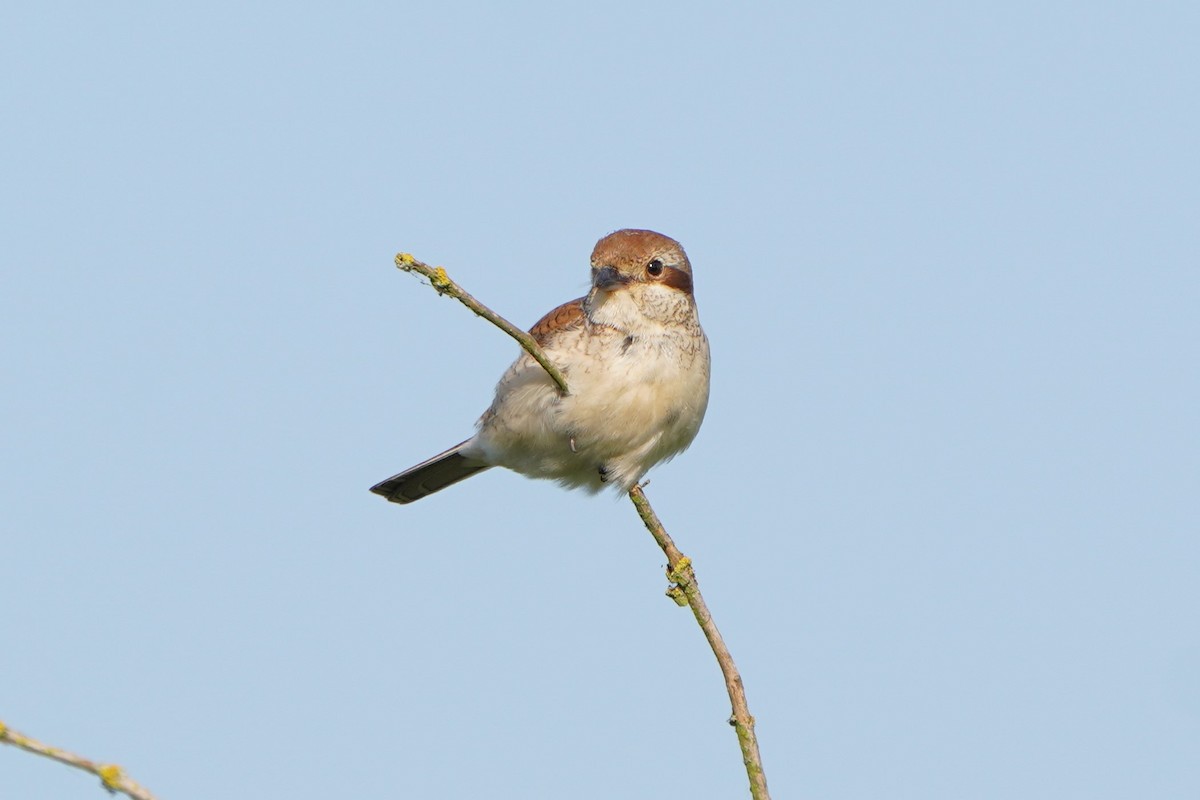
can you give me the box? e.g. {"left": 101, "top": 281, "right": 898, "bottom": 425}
{"left": 3, "top": 3, "right": 1198, "bottom": 798}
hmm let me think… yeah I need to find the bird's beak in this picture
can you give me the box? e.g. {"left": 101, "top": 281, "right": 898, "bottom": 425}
{"left": 592, "top": 265, "right": 629, "bottom": 291}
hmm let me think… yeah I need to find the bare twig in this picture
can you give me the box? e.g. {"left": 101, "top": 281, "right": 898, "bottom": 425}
{"left": 629, "top": 486, "right": 771, "bottom": 800}
{"left": 393, "top": 252, "right": 570, "bottom": 394}
{"left": 390, "top": 249, "right": 771, "bottom": 799}
{"left": 0, "top": 721, "right": 158, "bottom": 800}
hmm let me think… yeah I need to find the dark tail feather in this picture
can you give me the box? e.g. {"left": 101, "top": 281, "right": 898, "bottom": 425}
{"left": 370, "top": 441, "right": 491, "bottom": 504}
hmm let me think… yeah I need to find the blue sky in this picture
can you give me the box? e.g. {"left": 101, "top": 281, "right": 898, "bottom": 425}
{"left": 3, "top": 3, "right": 1197, "bottom": 798}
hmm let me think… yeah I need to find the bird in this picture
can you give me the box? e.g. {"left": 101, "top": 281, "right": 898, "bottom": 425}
{"left": 370, "top": 228, "right": 711, "bottom": 504}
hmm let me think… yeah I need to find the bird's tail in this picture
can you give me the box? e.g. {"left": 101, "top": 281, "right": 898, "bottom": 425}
{"left": 370, "top": 441, "right": 491, "bottom": 504}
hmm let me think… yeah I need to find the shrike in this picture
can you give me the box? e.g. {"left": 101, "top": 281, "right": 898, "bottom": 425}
{"left": 371, "top": 229, "right": 710, "bottom": 504}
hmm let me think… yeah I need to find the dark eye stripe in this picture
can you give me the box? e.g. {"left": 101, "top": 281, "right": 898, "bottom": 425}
{"left": 659, "top": 265, "right": 693, "bottom": 294}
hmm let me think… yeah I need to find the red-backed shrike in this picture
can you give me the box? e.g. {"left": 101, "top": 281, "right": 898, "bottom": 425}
{"left": 371, "top": 229, "right": 710, "bottom": 504}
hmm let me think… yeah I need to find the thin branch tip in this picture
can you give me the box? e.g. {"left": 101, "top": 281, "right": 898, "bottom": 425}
{"left": 389, "top": 249, "right": 570, "bottom": 394}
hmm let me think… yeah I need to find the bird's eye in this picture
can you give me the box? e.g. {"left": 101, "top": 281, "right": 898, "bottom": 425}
{"left": 647, "top": 259, "right": 664, "bottom": 277}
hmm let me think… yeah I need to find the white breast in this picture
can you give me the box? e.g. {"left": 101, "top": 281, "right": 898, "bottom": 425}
{"left": 467, "top": 285, "right": 710, "bottom": 492}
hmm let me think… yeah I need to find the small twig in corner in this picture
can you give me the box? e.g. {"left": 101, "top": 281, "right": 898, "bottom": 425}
{"left": 0, "top": 720, "right": 159, "bottom": 800}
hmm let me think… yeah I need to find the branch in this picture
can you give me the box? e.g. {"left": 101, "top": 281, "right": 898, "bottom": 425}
{"left": 0, "top": 721, "right": 158, "bottom": 800}
{"left": 629, "top": 486, "right": 771, "bottom": 800}
{"left": 390, "top": 248, "right": 771, "bottom": 799}
{"left": 393, "top": 252, "right": 570, "bottom": 394}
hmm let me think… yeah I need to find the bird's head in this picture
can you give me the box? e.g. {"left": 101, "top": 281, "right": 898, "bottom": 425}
{"left": 588, "top": 229, "right": 694, "bottom": 299}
